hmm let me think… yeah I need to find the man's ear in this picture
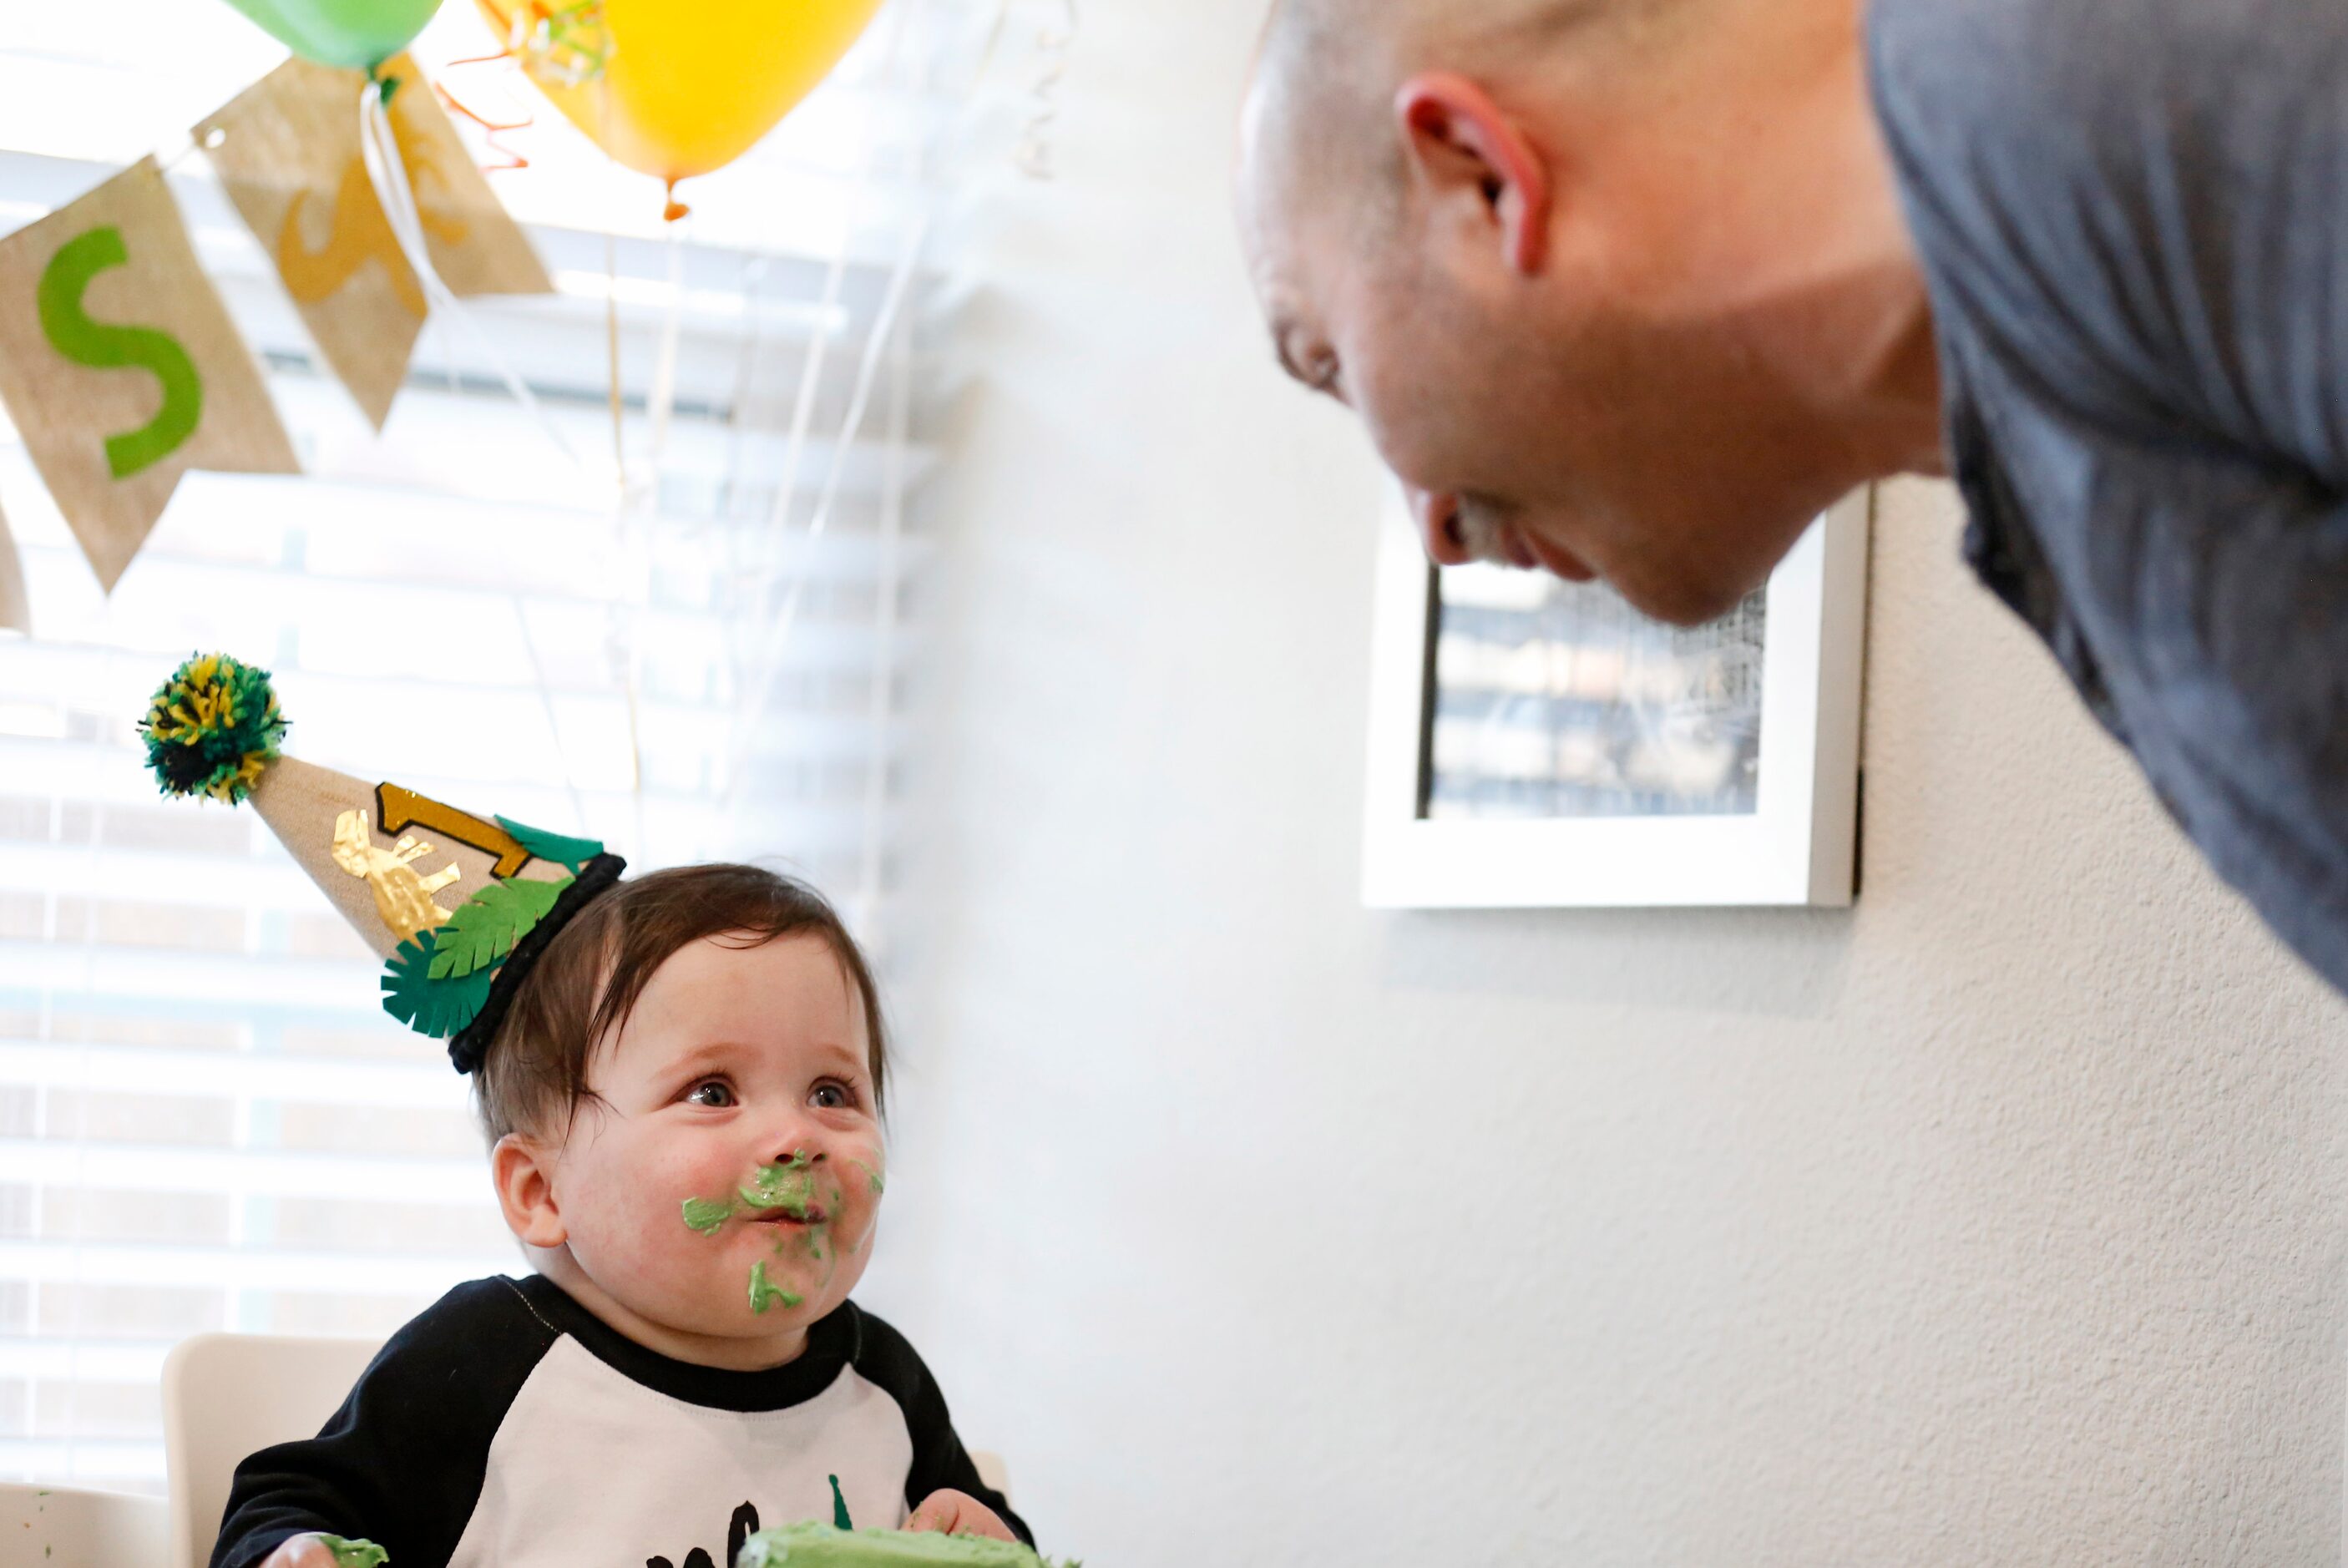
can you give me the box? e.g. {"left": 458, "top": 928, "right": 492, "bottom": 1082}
{"left": 492, "top": 1132, "right": 569, "bottom": 1249}
{"left": 1394, "top": 71, "right": 1551, "bottom": 275}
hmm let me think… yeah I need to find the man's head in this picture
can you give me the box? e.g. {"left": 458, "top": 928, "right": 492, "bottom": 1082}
{"left": 1237, "top": 0, "right": 1939, "bottom": 624}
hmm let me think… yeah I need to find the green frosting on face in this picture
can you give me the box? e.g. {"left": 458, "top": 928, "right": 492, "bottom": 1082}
{"left": 740, "top": 1151, "right": 819, "bottom": 1217}
{"left": 681, "top": 1195, "right": 734, "bottom": 1236}
{"left": 736, "top": 1524, "right": 1062, "bottom": 1568}
{"left": 747, "top": 1260, "right": 805, "bottom": 1314}
{"left": 316, "top": 1537, "right": 389, "bottom": 1568}
{"left": 850, "top": 1158, "right": 885, "bottom": 1196}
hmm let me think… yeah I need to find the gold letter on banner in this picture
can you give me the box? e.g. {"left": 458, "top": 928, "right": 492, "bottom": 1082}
{"left": 195, "top": 54, "right": 553, "bottom": 431}
{"left": 0, "top": 157, "right": 299, "bottom": 593}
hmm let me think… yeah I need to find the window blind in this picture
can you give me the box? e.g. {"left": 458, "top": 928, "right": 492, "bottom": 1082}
{"left": 0, "top": 0, "right": 979, "bottom": 1490}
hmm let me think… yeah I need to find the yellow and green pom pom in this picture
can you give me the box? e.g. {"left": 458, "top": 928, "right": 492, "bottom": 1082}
{"left": 139, "top": 652, "right": 288, "bottom": 805}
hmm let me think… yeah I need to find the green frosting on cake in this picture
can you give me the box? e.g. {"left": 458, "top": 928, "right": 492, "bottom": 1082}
{"left": 316, "top": 1536, "right": 389, "bottom": 1568}
{"left": 736, "top": 1524, "right": 1055, "bottom": 1568}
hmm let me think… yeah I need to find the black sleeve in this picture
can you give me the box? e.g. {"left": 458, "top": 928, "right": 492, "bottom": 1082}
{"left": 848, "top": 1308, "right": 1035, "bottom": 1550}
{"left": 209, "top": 1275, "right": 561, "bottom": 1568}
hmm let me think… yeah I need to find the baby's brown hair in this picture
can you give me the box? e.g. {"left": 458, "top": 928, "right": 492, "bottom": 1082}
{"left": 474, "top": 863, "right": 887, "bottom": 1142}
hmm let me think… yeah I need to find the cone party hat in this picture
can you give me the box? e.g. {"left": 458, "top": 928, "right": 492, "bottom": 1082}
{"left": 138, "top": 651, "right": 624, "bottom": 1072}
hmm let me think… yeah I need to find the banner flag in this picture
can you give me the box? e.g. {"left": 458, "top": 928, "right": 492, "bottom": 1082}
{"left": 195, "top": 54, "right": 554, "bottom": 430}
{"left": 0, "top": 498, "right": 28, "bottom": 635}
{"left": 0, "top": 157, "right": 299, "bottom": 592}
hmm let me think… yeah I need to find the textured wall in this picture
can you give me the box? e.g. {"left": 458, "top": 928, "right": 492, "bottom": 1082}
{"left": 860, "top": 2, "right": 2348, "bottom": 1562}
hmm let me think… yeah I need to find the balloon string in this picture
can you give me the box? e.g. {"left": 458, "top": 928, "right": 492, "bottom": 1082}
{"left": 726, "top": 0, "right": 921, "bottom": 702}
{"left": 359, "top": 73, "right": 598, "bottom": 834}
{"left": 433, "top": 73, "right": 534, "bottom": 174}
{"left": 356, "top": 77, "right": 595, "bottom": 477}
{"left": 1016, "top": 0, "right": 1080, "bottom": 179}
{"left": 722, "top": 212, "right": 929, "bottom": 820}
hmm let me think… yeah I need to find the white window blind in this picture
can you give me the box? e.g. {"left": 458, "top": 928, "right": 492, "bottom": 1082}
{"left": 0, "top": 0, "right": 994, "bottom": 1490}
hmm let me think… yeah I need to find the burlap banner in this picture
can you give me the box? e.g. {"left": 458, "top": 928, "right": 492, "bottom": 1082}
{"left": 0, "top": 157, "right": 299, "bottom": 593}
{"left": 0, "top": 498, "right": 28, "bottom": 635}
{"left": 195, "top": 54, "right": 554, "bottom": 430}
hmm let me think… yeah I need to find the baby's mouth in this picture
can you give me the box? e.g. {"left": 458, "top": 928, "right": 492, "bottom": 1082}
{"left": 746, "top": 1205, "right": 827, "bottom": 1227}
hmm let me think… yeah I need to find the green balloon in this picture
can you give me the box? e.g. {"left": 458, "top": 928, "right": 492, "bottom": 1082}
{"left": 216, "top": 0, "right": 445, "bottom": 70}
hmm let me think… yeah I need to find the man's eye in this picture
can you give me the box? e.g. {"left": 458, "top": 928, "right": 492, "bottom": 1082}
{"left": 809, "top": 1082, "right": 853, "bottom": 1110}
{"left": 685, "top": 1080, "right": 736, "bottom": 1108}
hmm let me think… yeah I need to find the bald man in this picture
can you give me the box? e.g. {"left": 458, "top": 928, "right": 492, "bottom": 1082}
{"left": 1238, "top": 0, "right": 2348, "bottom": 997}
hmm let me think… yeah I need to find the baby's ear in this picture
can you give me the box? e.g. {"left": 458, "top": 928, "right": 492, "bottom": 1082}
{"left": 491, "top": 1132, "right": 568, "bottom": 1248}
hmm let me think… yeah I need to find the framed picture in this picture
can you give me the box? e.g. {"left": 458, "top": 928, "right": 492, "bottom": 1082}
{"left": 1360, "top": 488, "right": 1870, "bottom": 908}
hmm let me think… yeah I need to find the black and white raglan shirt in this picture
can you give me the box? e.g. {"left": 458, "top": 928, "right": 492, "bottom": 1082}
{"left": 209, "top": 1273, "right": 1031, "bottom": 1568}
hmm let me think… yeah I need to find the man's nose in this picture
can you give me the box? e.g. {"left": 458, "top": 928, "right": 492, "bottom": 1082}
{"left": 1409, "top": 486, "right": 1472, "bottom": 566}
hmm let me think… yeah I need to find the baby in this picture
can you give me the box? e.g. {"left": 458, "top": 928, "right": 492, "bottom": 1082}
{"left": 214, "top": 863, "right": 1028, "bottom": 1568}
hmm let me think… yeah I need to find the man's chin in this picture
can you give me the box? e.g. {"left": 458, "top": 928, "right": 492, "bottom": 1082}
{"left": 1607, "top": 565, "right": 1758, "bottom": 629}
{"left": 1521, "top": 532, "right": 1747, "bottom": 625}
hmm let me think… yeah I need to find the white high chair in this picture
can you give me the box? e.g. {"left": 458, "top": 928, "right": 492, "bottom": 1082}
{"left": 0, "top": 1479, "right": 166, "bottom": 1567}
{"left": 160, "top": 1334, "right": 382, "bottom": 1568}
{"left": 157, "top": 1331, "right": 1009, "bottom": 1568}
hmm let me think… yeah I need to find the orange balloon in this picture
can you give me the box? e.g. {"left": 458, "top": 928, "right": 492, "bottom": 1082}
{"left": 476, "top": 0, "right": 883, "bottom": 202}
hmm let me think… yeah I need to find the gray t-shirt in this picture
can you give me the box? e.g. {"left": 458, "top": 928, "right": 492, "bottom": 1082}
{"left": 1867, "top": 0, "right": 2348, "bottom": 995}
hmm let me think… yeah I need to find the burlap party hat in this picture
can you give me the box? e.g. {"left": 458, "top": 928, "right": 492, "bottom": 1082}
{"left": 138, "top": 651, "right": 623, "bottom": 1072}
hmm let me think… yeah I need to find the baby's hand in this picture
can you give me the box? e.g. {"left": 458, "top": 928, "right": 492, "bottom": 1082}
{"left": 260, "top": 1536, "right": 385, "bottom": 1568}
{"left": 905, "top": 1489, "right": 1016, "bottom": 1542}
{"left": 258, "top": 1539, "right": 344, "bottom": 1568}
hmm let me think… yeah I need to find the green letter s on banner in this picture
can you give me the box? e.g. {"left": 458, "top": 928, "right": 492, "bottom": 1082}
{"left": 36, "top": 225, "right": 205, "bottom": 479}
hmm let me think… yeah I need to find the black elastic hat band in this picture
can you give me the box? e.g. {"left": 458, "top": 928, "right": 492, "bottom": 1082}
{"left": 447, "top": 852, "right": 626, "bottom": 1075}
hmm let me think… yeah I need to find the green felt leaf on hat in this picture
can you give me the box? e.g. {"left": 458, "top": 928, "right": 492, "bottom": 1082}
{"left": 382, "top": 930, "right": 493, "bottom": 1039}
{"left": 427, "top": 875, "right": 572, "bottom": 981}
{"left": 496, "top": 815, "right": 605, "bottom": 873}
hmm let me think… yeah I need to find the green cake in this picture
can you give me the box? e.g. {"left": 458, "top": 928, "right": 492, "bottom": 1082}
{"left": 736, "top": 1523, "right": 1071, "bottom": 1567}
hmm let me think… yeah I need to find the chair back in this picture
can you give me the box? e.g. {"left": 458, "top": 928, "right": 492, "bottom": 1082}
{"left": 160, "top": 1333, "right": 381, "bottom": 1568}
{"left": 0, "top": 1480, "right": 166, "bottom": 1567}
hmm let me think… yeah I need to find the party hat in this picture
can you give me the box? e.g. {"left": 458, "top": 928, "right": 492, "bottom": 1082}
{"left": 138, "top": 651, "right": 623, "bottom": 1072}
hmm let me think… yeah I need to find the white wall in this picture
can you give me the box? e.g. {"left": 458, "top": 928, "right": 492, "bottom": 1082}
{"left": 864, "top": 3, "right": 2348, "bottom": 1562}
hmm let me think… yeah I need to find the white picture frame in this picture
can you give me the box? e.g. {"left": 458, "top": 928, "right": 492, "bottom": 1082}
{"left": 1361, "top": 487, "right": 1871, "bottom": 908}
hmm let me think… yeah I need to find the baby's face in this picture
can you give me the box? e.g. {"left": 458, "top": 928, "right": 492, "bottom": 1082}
{"left": 541, "top": 932, "right": 885, "bottom": 1347}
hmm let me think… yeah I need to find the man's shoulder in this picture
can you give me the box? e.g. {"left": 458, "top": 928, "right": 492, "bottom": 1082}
{"left": 1872, "top": 0, "right": 2348, "bottom": 436}
{"left": 1869, "top": 0, "right": 2347, "bottom": 203}
{"left": 1868, "top": 0, "right": 2303, "bottom": 110}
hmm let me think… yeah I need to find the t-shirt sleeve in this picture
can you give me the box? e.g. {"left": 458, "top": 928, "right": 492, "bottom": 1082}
{"left": 1868, "top": 0, "right": 2348, "bottom": 476}
{"left": 848, "top": 1310, "right": 1035, "bottom": 1550}
{"left": 208, "top": 1276, "right": 560, "bottom": 1568}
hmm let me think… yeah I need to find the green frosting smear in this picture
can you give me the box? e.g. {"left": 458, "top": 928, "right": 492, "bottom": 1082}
{"left": 681, "top": 1195, "right": 734, "bottom": 1236}
{"left": 748, "top": 1260, "right": 804, "bottom": 1315}
{"left": 736, "top": 1524, "right": 1069, "bottom": 1568}
{"left": 740, "top": 1151, "right": 819, "bottom": 1217}
{"left": 850, "top": 1159, "right": 885, "bottom": 1196}
{"left": 316, "top": 1537, "right": 389, "bottom": 1568}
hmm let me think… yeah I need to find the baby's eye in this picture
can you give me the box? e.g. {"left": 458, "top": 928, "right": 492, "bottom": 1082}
{"left": 808, "top": 1081, "right": 854, "bottom": 1110}
{"left": 685, "top": 1080, "right": 736, "bottom": 1109}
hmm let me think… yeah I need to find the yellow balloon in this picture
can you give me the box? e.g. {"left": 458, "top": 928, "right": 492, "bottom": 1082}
{"left": 477, "top": 0, "right": 883, "bottom": 205}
